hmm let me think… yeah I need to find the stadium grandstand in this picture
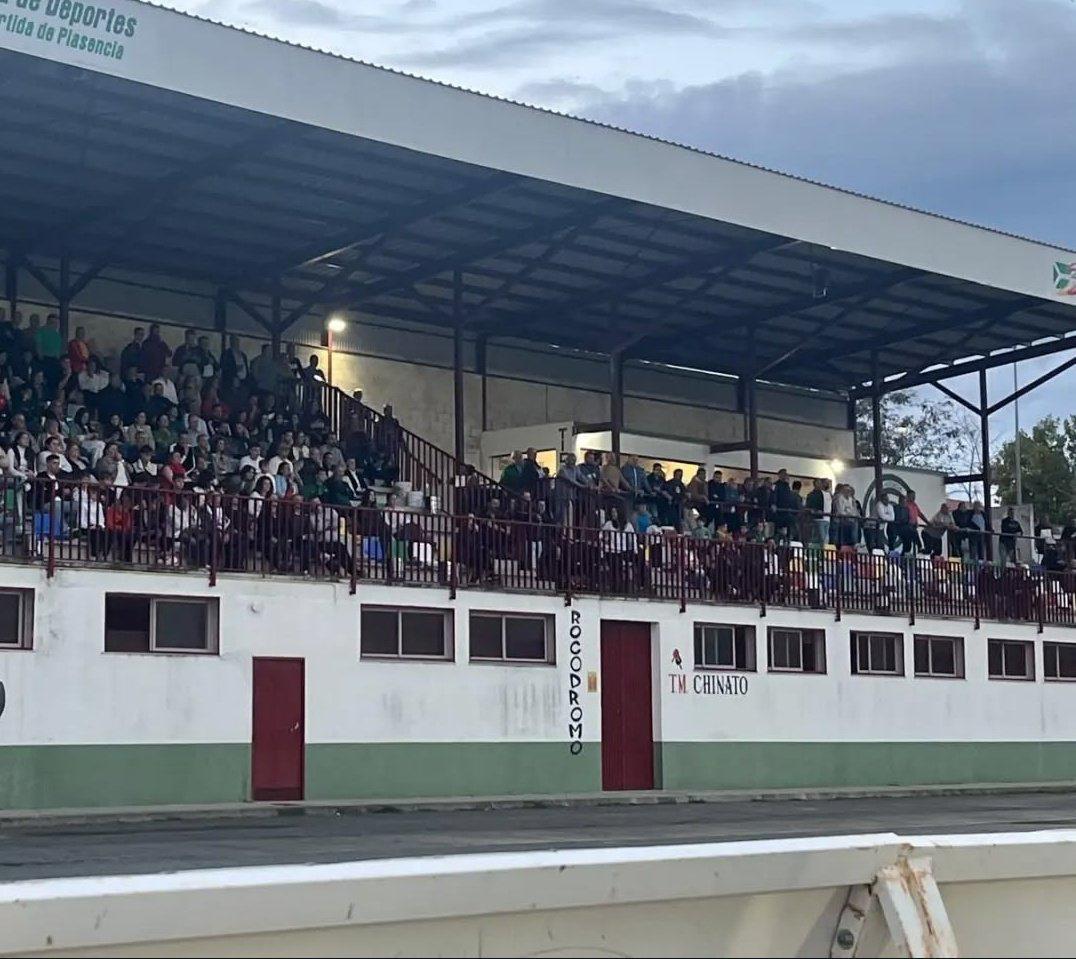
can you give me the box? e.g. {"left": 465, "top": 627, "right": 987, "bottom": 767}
{"left": 0, "top": 0, "right": 1074, "bottom": 624}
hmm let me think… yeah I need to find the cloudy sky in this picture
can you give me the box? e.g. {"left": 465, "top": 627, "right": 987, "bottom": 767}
{"left": 177, "top": 0, "right": 1075, "bottom": 434}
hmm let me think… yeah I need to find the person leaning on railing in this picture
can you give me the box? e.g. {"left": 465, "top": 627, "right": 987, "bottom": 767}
{"left": 922, "top": 503, "right": 955, "bottom": 557}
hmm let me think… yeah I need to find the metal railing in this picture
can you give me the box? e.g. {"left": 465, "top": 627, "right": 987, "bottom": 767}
{"left": 3, "top": 477, "right": 1074, "bottom": 629}
{"left": 304, "top": 380, "right": 518, "bottom": 517}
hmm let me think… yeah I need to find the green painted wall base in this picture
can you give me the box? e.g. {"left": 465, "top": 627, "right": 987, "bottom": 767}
{"left": 306, "top": 742, "right": 601, "bottom": 800}
{"left": 659, "top": 741, "right": 1076, "bottom": 790}
{"left": 0, "top": 744, "right": 250, "bottom": 810}
{"left": 4, "top": 740, "right": 1074, "bottom": 810}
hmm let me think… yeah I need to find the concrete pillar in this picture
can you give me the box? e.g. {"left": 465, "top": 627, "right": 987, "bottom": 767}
{"left": 871, "top": 352, "right": 884, "bottom": 502}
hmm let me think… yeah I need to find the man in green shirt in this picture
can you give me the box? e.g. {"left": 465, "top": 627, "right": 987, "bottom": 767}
{"left": 35, "top": 314, "right": 63, "bottom": 360}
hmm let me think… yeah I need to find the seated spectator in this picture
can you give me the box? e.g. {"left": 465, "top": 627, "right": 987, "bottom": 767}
{"left": 124, "top": 412, "right": 154, "bottom": 453}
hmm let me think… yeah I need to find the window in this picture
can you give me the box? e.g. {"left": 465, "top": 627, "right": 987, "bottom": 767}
{"left": 913, "top": 636, "right": 964, "bottom": 678}
{"left": 988, "top": 639, "right": 1034, "bottom": 681}
{"left": 104, "top": 595, "right": 218, "bottom": 654}
{"left": 0, "top": 589, "right": 33, "bottom": 650}
{"left": 470, "top": 613, "right": 554, "bottom": 663}
{"left": 768, "top": 628, "right": 825, "bottom": 674}
{"left": 694, "top": 624, "right": 755, "bottom": 671}
{"left": 360, "top": 607, "right": 453, "bottom": 660}
{"left": 850, "top": 632, "right": 904, "bottom": 676}
{"left": 1044, "top": 642, "right": 1076, "bottom": 681}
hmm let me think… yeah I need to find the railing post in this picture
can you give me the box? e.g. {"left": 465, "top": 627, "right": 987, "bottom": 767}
{"left": 834, "top": 549, "right": 843, "bottom": 622}
{"left": 907, "top": 556, "right": 916, "bottom": 627}
{"left": 678, "top": 534, "right": 686, "bottom": 614}
{"left": 46, "top": 481, "right": 56, "bottom": 580}
{"left": 208, "top": 506, "right": 218, "bottom": 588}
{"left": 349, "top": 508, "right": 358, "bottom": 596}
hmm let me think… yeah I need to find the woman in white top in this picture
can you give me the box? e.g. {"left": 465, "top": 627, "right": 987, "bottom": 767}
{"left": 248, "top": 475, "right": 274, "bottom": 518}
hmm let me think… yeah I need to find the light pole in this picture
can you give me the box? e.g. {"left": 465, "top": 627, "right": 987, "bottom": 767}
{"left": 326, "top": 315, "right": 346, "bottom": 387}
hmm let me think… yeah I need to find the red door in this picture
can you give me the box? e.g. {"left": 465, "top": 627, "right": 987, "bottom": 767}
{"left": 601, "top": 622, "right": 654, "bottom": 790}
{"left": 251, "top": 657, "right": 305, "bottom": 800}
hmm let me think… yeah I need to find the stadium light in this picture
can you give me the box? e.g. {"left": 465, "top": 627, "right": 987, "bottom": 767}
{"left": 326, "top": 315, "right": 347, "bottom": 386}
{"left": 327, "top": 315, "right": 347, "bottom": 334}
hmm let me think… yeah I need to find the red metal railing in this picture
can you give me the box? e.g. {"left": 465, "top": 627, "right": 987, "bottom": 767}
{"left": 3, "top": 478, "right": 1073, "bottom": 629}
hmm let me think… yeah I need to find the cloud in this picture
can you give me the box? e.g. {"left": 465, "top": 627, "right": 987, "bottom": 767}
{"left": 578, "top": 0, "right": 1076, "bottom": 248}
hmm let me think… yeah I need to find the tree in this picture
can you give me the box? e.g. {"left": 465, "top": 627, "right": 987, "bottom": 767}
{"left": 855, "top": 390, "right": 979, "bottom": 474}
{"left": 993, "top": 415, "right": 1076, "bottom": 524}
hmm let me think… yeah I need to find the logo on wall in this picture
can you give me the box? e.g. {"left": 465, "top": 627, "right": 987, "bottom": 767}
{"left": 671, "top": 649, "right": 683, "bottom": 669}
{"left": 1054, "top": 262, "right": 1076, "bottom": 296}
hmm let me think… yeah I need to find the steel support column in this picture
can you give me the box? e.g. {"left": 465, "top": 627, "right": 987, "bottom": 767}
{"left": 476, "top": 334, "right": 488, "bottom": 432}
{"left": 746, "top": 331, "right": 759, "bottom": 479}
{"left": 980, "top": 369, "right": 993, "bottom": 558}
{"left": 58, "top": 256, "right": 70, "bottom": 341}
{"left": 5, "top": 254, "right": 18, "bottom": 315}
{"left": 453, "top": 270, "right": 465, "bottom": 465}
{"left": 270, "top": 294, "right": 282, "bottom": 356}
{"left": 871, "top": 352, "right": 884, "bottom": 500}
{"left": 214, "top": 289, "right": 228, "bottom": 357}
{"left": 610, "top": 350, "right": 624, "bottom": 464}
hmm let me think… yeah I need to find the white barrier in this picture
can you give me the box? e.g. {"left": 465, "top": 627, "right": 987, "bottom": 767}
{"left": 4, "top": 830, "right": 1076, "bottom": 957}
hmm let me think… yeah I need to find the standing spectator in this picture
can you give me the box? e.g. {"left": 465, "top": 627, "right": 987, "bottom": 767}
{"left": 300, "top": 355, "right": 326, "bottom": 385}
{"left": 36, "top": 314, "right": 63, "bottom": 367}
{"left": 806, "top": 478, "right": 827, "bottom": 545}
{"left": 172, "top": 329, "right": 200, "bottom": 378}
{"left": 872, "top": 492, "right": 894, "bottom": 551}
{"left": 139, "top": 324, "right": 172, "bottom": 380}
{"left": 707, "top": 468, "right": 726, "bottom": 526}
{"left": 951, "top": 502, "right": 971, "bottom": 558}
{"left": 686, "top": 467, "right": 708, "bottom": 517}
{"left": 905, "top": 491, "right": 926, "bottom": 553}
{"left": 499, "top": 451, "right": 523, "bottom": 491}
{"left": 197, "top": 336, "right": 219, "bottom": 380}
{"left": 67, "top": 325, "right": 90, "bottom": 375}
{"left": 999, "top": 507, "right": 1023, "bottom": 566}
{"left": 119, "top": 327, "right": 145, "bottom": 379}
{"left": 519, "top": 447, "right": 542, "bottom": 497}
{"left": 832, "top": 484, "right": 860, "bottom": 547}
{"left": 600, "top": 452, "right": 632, "bottom": 517}
{"left": 967, "top": 502, "right": 987, "bottom": 561}
{"left": 923, "top": 504, "right": 956, "bottom": 557}
{"left": 661, "top": 468, "right": 687, "bottom": 530}
{"left": 221, "top": 335, "right": 249, "bottom": 400}
{"left": 77, "top": 356, "right": 109, "bottom": 407}
{"left": 622, "top": 455, "right": 652, "bottom": 509}
{"left": 554, "top": 452, "right": 586, "bottom": 526}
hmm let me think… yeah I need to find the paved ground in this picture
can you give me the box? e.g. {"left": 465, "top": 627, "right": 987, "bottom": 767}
{"left": 2, "top": 790, "right": 1076, "bottom": 881}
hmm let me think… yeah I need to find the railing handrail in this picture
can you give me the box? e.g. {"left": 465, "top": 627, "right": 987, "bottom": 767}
{"left": 5, "top": 476, "right": 1074, "bottom": 629}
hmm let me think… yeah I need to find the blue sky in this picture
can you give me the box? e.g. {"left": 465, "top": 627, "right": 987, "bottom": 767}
{"left": 179, "top": 0, "right": 1076, "bottom": 438}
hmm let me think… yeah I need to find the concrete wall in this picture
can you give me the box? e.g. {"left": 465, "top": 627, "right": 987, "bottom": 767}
{"left": 8, "top": 832, "right": 1076, "bottom": 957}
{"left": 11, "top": 261, "right": 854, "bottom": 467}
{"left": 0, "top": 564, "right": 1071, "bottom": 808}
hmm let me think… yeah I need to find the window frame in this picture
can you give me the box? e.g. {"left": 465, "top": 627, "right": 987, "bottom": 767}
{"left": 104, "top": 593, "right": 219, "bottom": 656}
{"left": 359, "top": 606, "right": 454, "bottom": 662}
{"left": 850, "top": 631, "right": 905, "bottom": 677}
{"left": 912, "top": 635, "right": 965, "bottom": 679}
{"left": 767, "top": 627, "right": 826, "bottom": 675}
{"left": 469, "top": 612, "right": 556, "bottom": 665}
{"left": 987, "top": 638, "right": 1035, "bottom": 682}
{"left": 1043, "top": 641, "right": 1076, "bottom": 682}
{"left": 694, "top": 623, "right": 756, "bottom": 672}
{"left": 0, "top": 588, "right": 33, "bottom": 651}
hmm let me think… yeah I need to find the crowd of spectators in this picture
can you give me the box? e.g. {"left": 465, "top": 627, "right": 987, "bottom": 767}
{"left": 0, "top": 308, "right": 412, "bottom": 569}
{"left": 496, "top": 449, "right": 1065, "bottom": 570}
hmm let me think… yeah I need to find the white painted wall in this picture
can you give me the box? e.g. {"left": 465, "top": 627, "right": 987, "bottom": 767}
{"left": 0, "top": 566, "right": 1065, "bottom": 752}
